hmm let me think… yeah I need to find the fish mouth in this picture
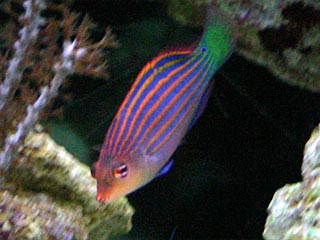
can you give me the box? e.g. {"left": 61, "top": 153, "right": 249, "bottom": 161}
{"left": 96, "top": 194, "right": 111, "bottom": 203}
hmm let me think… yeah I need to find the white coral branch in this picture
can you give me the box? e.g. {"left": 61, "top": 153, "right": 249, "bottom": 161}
{"left": 0, "top": 40, "right": 83, "bottom": 169}
{"left": 0, "top": 0, "right": 46, "bottom": 110}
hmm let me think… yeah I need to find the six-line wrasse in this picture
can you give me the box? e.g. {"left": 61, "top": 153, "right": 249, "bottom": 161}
{"left": 91, "top": 11, "right": 235, "bottom": 203}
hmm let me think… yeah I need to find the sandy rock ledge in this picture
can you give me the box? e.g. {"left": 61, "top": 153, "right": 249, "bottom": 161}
{"left": 264, "top": 125, "right": 320, "bottom": 239}
{"left": 0, "top": 131, "right": 134, "bottom": 239}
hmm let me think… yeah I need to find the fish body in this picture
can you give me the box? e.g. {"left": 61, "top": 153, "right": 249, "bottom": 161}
{"left": 91, "top": 12, "right": 235, "bottom": 202}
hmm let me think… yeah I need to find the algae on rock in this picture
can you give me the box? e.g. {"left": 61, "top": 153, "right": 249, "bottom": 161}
{"left": 165, "top": 0, "right": 320, "bottom": 91}
{"left": 263, "top": 125, "right": 320, "bottom": 239}
{"left": 1, "top": 130, "right": 134, "bottom": 239}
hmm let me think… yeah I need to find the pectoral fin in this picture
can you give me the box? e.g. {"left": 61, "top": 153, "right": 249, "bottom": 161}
{"left": 156, "top": 160, "right": 174, "bottom": 178}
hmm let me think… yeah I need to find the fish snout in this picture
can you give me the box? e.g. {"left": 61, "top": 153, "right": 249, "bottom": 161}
{"left": 96, "top": 184, "right": 112, "bottom": 203}
{"left": 96, "top": 193, "right": 111, "bottom": 203}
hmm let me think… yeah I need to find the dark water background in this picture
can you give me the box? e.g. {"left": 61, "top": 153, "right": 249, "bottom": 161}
{"left": 47, "top": 1, "right": 320, "bottom": 239}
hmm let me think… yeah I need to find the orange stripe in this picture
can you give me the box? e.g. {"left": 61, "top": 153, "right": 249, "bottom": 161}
{"left": 146, "top": 59, "right": 213, "bottom": 154}
{"left": 148, "top": 80, "right": 204, "bottom": 154}
{"left": 113, "top": 54, "right": 187, "bottom": 155}
{"left": 119, "top": 52, "right": 203, "bottom": 154}
{"left": 116, "top": 52, "right": 194, "bottom": 154}
{"left": 108, "top": 51, "right": 189, "bottom": 155}
{"left": 123, "top": 54, "right": 208, "bottom": 155}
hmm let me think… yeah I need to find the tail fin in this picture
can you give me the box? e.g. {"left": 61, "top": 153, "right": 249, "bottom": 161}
{"left": 198, "top": 8, "right": 235, "bottom": 67}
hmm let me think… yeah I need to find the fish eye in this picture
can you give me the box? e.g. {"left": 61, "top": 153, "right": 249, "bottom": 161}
{"left": 112, "top": 163, "right": 128, "bottom": 179}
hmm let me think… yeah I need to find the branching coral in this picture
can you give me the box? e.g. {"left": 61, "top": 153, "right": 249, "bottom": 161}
{"left": 0, "top": 0, "right": 45, "bottom": 110}
{"left": 0, "top": 0, "right": 117, "bottom": 170}
{"left": 0, "top": 1, "right": 134, "bottom": 239}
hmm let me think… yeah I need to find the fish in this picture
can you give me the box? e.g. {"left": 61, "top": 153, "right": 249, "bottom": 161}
{"left": 91, "top": 10, "right": 235, "bottom": 203}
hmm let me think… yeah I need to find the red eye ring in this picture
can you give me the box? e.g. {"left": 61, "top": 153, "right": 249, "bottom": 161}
{"left": 112, "top": 163, "right": 128, "bottom": 179}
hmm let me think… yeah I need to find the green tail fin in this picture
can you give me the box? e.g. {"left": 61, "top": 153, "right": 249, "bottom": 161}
{"left": 198, "top": 9, "right": 235, "bottom": 67}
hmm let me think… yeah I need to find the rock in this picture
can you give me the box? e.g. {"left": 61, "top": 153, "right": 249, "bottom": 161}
{"left": 165, "top": 0, "right": 320, "bottom": 91}
{"left": 1, "top": 131, "right": 134, "bottom": 239}
{"left": 263, "top": 125, "right": 320, "bottom": 239}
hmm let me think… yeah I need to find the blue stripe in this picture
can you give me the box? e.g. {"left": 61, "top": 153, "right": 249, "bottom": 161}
{"left": 106, "top": 52, "right": 190, "bottom": 154}
{"left": 113, "top": 53, "right": 195, "bottom": 154}
{"left": 135, "top": 53, "right": 208, "bottom": 146}
{"left": 146, "top": 56, "right": 214, "bottom": 154}
{"left": 121, "top": 52, "right": 190, "bottom": 120}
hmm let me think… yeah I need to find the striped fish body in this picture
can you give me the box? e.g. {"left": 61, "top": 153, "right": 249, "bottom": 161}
{"left": 91, "top": 13, "right": 235, "bottom": 203}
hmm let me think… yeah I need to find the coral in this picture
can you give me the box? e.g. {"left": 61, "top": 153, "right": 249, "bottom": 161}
{"left": 263, "top": 125, "right": 320, "bottom": 239}
{"left": 0, "top": 1, "right": 131, "bottom": 239}
{"left": 0, "top": 191, "right": 88, "bottom": 239}
{"left": 0, "top": 0, "right": 117, "bottom": 169}
{"left": 2, "top": 130, "right": 134, "bottom": 239}
{"left": 0, "top": 0, "right": 45, "bottom": 110}
{"left": 165, "top": 0, "right": 320, "bottom": 91}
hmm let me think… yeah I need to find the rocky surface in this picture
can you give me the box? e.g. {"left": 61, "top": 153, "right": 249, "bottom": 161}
{"left": 263, "top": 125, "right": 320, "bottom": 239}
{"left": 0, "top": 130, "right": 134, "bottom": 239}
{"left": 166, "top": 0, "right": 320, "bottom": 91}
